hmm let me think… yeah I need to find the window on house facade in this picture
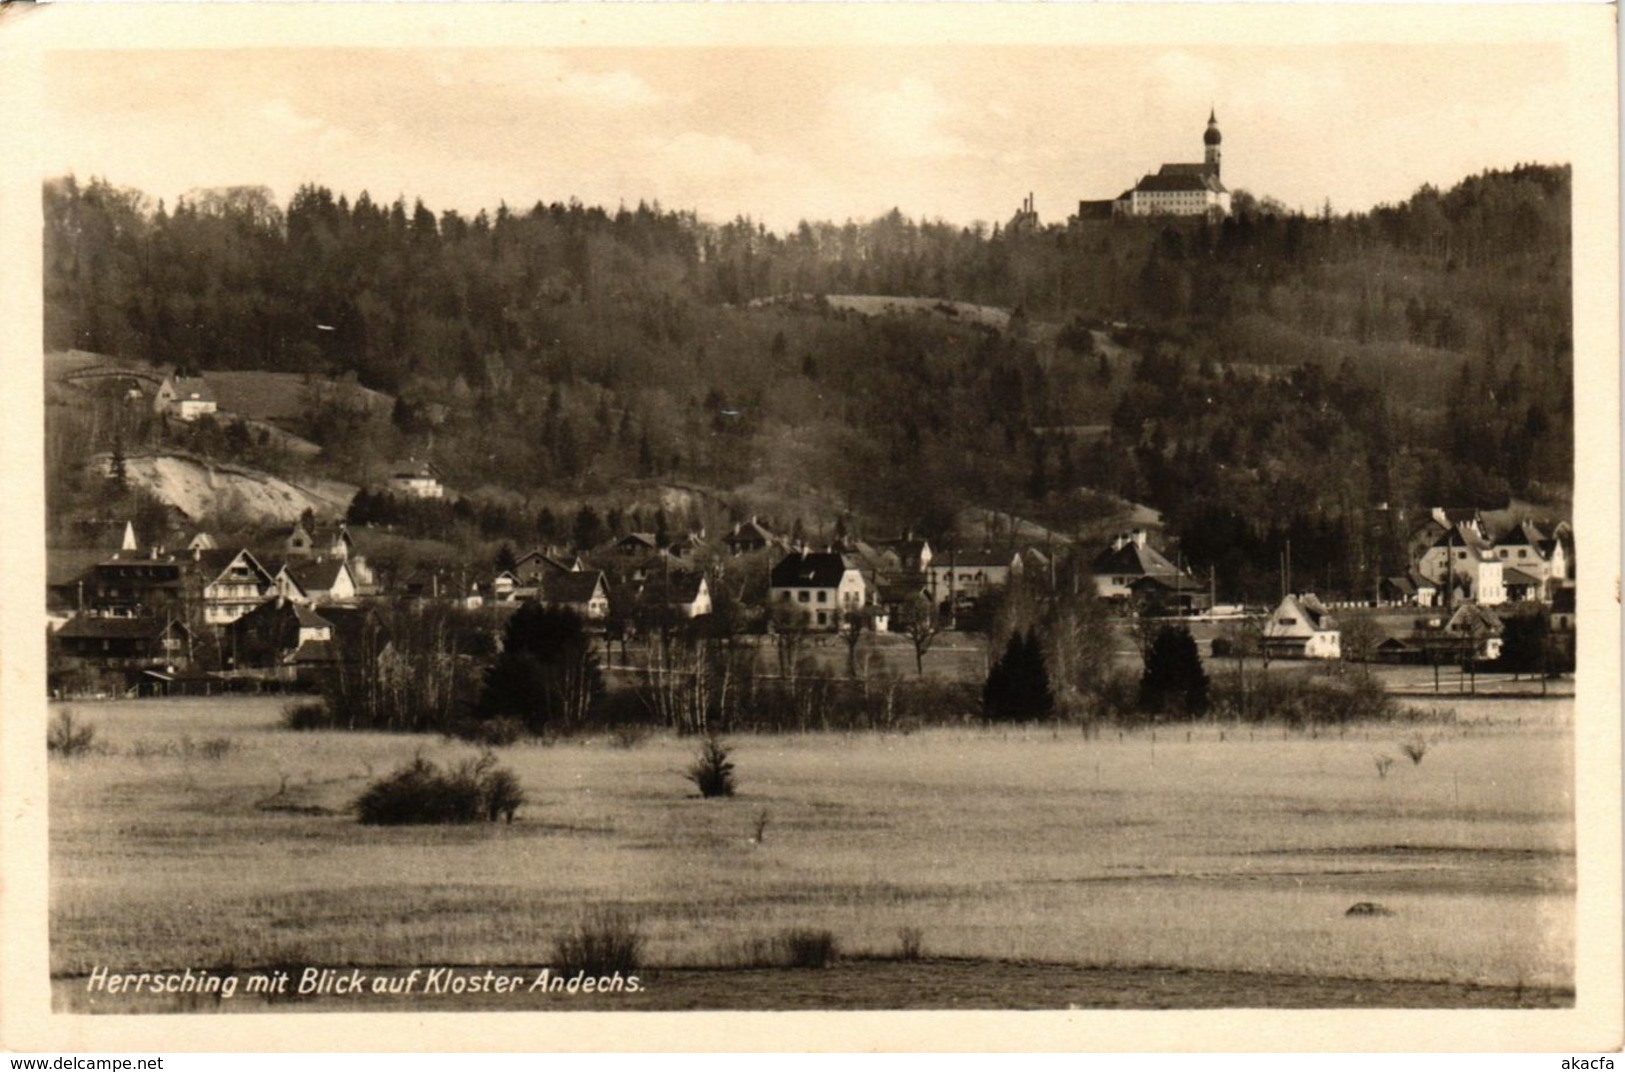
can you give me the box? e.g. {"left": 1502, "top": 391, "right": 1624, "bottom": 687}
{"left": 797, "top": 591, "right": 809, "bottom": 603}
{"left": 816, "top": 591, "right": 827, "bottom": 603}
{"left": 816, "top": 611, "right": 827, "bottom": 626}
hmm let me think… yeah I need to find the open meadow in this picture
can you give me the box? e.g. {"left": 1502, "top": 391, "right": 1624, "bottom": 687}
{"left": 48, "top": 695, "right": 1574, "bottom": 1010}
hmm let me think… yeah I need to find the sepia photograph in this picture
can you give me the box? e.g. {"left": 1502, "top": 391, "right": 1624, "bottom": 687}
{"left": 0, "top": 1, "right": 1618, "bottom": 1053}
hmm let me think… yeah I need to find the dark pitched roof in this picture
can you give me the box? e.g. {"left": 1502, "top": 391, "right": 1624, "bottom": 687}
{"left": 545, "top": 571, "right": 606, "bottom": 605}
{"left": 1134, "top": 171, "right": 1226, "bottom": 194}
{"left": 770, "top": 551, "right": 855, "bottom": 589}
{"left": 56, "top": 615, "right": 185, "bottom": 640}
{"left": 939, "top": 549, "right": 1019, "bottom": 569}
{"left": 167, "top": 374, "right": 215, "bottom": 403}
{"left": 724, "top": 519, "right": 779, "bottom": 547}
{"left": 1091, "top": 540, "right": 1182, "bottom": 580}
{"left": 293, "top": 603, "right": 334, "bottom": 629}
{"left": 1502, "top": 567, "right": 1544, "bottom": 587}
{"left": 284, "top": 559, "right": 348, "bottom": 592}
{"left": 286, "top": 639, "right": 338, "bottom": 664}
{"left": 319, "top": 605, "right": 390, "bottom": 652}
{"left": 1157, "top": 163, "right": 1208, "bottom": 178}
{"left": 194, "top": 548, "right": 271, "bottom": 582}
{"left": 641, "top": 574, "right": 708, "bottom": 605}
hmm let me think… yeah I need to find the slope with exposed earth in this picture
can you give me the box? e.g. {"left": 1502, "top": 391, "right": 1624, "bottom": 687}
{"left": 95, "top": 451, "right": 356, "bottom": 524}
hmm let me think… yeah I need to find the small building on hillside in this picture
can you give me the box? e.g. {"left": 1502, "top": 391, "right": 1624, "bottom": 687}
{"left": 769, "top": 551, "right": 869, "bottom": 630}
{"left": 1262, "top": 593, "right": 1341, "bottom": 660}
{"left": 1102, "top": 111, "right": 1230, "bottom": 219}
{"left": 386, "top": 460, "right": 445, "bottom": 499}
{"left": 723, "top": 518, "right": 783, "bottom": 556}
{"left": 153, "top": 371, "right": 218, "bottom": 422}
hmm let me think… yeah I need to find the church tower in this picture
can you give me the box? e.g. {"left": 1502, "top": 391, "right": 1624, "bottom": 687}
{"left": 1203, "top": 108, "right": 1222, "bottom": 179}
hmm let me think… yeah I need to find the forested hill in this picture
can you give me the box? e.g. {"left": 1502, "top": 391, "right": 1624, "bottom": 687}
{"left": 42, "top": 165, "right": 1572, "bottom": 601}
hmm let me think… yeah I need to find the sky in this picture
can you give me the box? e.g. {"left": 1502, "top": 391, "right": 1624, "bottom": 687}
{"left": 44, "top": 41, "right": 1577, "bottom": 232}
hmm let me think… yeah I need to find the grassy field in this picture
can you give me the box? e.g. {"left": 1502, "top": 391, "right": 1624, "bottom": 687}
{"left": 48, "top": 696, "right": 1573, "bottom": 1009}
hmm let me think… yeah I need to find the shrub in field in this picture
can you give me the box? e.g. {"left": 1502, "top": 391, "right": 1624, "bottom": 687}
{"left": 193, "top": 737, "right": 237, "bottom": 760}
{"left": 480, "top": 767, "right": 526, "bottom": 823}
{"left": 1374, "top": 754, "right": 1394, "bottom": 779}
{"left": 282, "top": 700, "right": 333, "bottom": 731}
{"left": 456, "top": 716, "right": 527, "bottom": 748}
{"left": 1400, "top": 737, "right": 1429, "bottom": 765}
{"left": 552, "top": 908, "right": 643, "bottom": 975}
{"left": 896, "top": 926, "right": 924, "bottom": 961}
{"left": 47, "top": 709, "right": 98, "bottom": 757}
{"left": 777, "top": 928, "right": 839, "bottom": 968}
{"left": 355, "top": 753, "right": 525, "bottom": 825}
{"left": 610, "top": 722, "right": 654, "bottom": 750}
{"left": 1212, "top": 667, "right": 1397, "bottom": 727}
{"left": 687, "top": 736, "right": 736, "bottom": 798}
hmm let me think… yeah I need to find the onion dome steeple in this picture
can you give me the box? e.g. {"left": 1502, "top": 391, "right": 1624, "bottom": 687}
{"left": 1203, "top": 109, "right": 1222, "bottom": 179}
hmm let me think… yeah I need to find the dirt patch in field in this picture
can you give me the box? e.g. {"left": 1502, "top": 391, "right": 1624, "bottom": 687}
{"left": 54, "top": 959, "right": 1572, "bottom": 1014}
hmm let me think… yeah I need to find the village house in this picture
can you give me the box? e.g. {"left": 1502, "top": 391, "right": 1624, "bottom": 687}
{"left": 79, "top": 552, "right": 192, "bottom": 619}
{"left": 1379, "top": 570, "right": 1440, "bottom": 608}
{"left": 386, "top": 459, "right": 445, "bottom": 499}
{"left": 53, "top": 615, "right": 191, "bottom": 669}
{"left": 722, "top": 517, "right": 783, "bottom": 556}
{"left": 1090, "top": 530, "right": 1191, "bottom": 601}
{"left": 153, "top": 370, "right": 218, "bottom": 422}
{"left": 769, "top": 550, "right": 870, "bottom": 630}
{"left": 618, "top": 574, "right": 714, "bottom": 625}
{"left": 194, "top": 549, "right": 279, "bottom": 625}
{"left": 1415, "top": 520, "right": 1505, "bottom": 606}
{"left": 876, "top": 536, "right": 932, "bottom": 573}
{"left": 541, "top": 570, "right": 611, "bottom": 622}
{"left": 926, "top": 549, "right": 1023, "bottom": 608}
{"left": 274, "top": 558, "right": 359, "bottom": 605}
{"left": 225, "top": 597, "right": 334, "bottom": 673}
{"left": 1490, "top": 520, "right": 1568, "bottom": 599}
{"left": 1262, "top": 593, "right": 1342, "bottom": 660}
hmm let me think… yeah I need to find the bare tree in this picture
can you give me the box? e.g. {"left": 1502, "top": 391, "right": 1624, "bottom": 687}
{"left": 1339, "top": 611, "right": 1384, "bottom": 669}
{"left": 840, "top": 609, "right": 869, "bottom": 678}
{"left": 770, "top": 604, "right": 808, "bottom": 682}
{"left": 898, "top": 593, "right": 941, "bottom": 677}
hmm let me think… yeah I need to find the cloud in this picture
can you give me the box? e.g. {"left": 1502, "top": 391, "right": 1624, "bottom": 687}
{"left": 259, "top": 98, "right": 353, "bottom": 150}
{"left": 644, "top": 131, "right": 773, "bottom": 182}
{"left": 428, "top": 51, "right": 660, "bottom": 109}
{"left": 259, "top": 98, "right": 325, "bottom": 135}
{"left": 834, "top": 77, "right": 969, "bottom": 161}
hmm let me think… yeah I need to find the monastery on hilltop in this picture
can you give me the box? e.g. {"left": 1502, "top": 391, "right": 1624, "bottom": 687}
{"left": 1076, "top": 110, "right": 1232, "bottom": 221}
